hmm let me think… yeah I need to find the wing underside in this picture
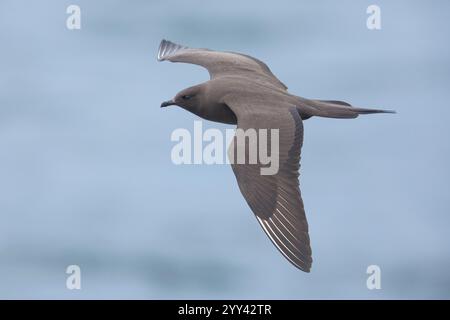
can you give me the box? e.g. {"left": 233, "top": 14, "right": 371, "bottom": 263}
{"left": 226, "top": 97, "right": 312, "bottom": 272}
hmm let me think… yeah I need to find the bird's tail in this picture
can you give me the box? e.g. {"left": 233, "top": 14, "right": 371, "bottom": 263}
{"left": 298, "top": 99, "right": 396, "bottom": 119}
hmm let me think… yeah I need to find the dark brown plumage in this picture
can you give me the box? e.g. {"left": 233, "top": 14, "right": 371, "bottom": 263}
{"left": 158, "top": 39, "right": 394, "bottom": 272}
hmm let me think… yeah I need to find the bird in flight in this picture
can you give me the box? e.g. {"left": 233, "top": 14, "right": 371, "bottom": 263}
{"left": 158, "top": 39, "right": 394, "bottom": 272}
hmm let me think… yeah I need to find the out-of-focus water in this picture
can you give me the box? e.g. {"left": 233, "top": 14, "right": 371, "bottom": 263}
{"left": 1, "top": 0, "right": 449, "bottom": 299}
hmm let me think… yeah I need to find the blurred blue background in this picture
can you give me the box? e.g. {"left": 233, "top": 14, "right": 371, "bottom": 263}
{"left": 1, "top": 0, "right": 449, "bottom": 299}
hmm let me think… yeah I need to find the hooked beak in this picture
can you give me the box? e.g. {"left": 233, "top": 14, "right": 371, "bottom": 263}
{"left": 160, "top": 99, "right": 175, "bottom": 108}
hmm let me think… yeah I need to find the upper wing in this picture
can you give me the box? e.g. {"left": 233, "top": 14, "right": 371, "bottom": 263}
{"left": 225, "top": 95, "right": 312, "bottom": 272}
{"left": 157, "top": 39, "right": 288, "bottom": 90}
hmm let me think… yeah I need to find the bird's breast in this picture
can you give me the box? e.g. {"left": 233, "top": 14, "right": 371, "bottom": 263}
{"left": 191, "top": 102, "right": 237, "bottom": 125}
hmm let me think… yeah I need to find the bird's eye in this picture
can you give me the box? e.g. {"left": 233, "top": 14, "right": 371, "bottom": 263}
{"left": 182, "top": 94, "right": 194, "bottom": 100}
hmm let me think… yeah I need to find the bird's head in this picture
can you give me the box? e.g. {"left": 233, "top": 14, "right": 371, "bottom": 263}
{"left": 160, "top": 85, "right": 204, "bottom": 111}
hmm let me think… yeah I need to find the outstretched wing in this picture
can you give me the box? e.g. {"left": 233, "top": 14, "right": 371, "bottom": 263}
{"left": 157, "top": 39, "right": 288, "bottom": 90}
{"left": 225, "top": 95, "right": 312, "bottom": 272}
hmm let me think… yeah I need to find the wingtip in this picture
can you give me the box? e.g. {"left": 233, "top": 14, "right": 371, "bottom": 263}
{"left": 297, "top": 260, "right": 312, "bottom": 273}
{"left": 157, "top": 39, "right": 167, "bottom": 61}
{"left": 284, "top": 258, "right": 312, "bottom": 273}
{"left": 157, "top": 39, "right": 188, "bottom": 62}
